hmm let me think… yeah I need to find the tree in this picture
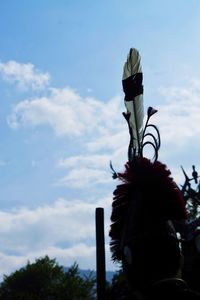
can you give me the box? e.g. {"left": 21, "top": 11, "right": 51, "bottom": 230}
{"left": 0, "top": 256, "right": 95, "bottom": 300}
{"left": 63, "top": 262, "right": 95, "bottom": 300}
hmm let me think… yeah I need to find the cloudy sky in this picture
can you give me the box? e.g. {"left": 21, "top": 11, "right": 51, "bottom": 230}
{"left": 0, "top": 0, "right": 200, "bottom": 279}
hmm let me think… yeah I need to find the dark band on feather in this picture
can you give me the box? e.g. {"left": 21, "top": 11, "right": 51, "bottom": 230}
{"left": 122, "top": 73, "right": 143, "bottom": 101}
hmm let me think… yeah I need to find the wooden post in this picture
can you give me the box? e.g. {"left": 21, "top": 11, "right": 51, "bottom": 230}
{"left": 95, "top": 207, "right": 106, "bottom": 300}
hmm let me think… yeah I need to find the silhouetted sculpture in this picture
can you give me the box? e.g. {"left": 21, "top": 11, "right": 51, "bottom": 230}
{"left": 178, "top": 165, "right": 200, "bottom": 293}
{"left": 109, "top": 48, "right": 200, "bottom": 299}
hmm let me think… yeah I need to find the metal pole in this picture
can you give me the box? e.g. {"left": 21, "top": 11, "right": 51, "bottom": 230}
{"left": 95, "top": 207, "right": 106, "bottom": 300}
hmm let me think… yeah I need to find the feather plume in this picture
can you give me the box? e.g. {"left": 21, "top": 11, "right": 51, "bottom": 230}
{"left": 122, "top": 48, "right": 144, "bottom": 155}
{"left": 109, "top": 157, "right": 187, "bottom": 262}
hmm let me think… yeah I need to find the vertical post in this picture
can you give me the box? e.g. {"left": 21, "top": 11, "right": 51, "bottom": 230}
{"left": 95, "top": 207, "right": 106, "bottom": 300}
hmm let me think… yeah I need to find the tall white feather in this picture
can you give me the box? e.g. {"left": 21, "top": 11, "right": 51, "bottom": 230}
{"left": 122, "top": 48, "right": 144, "bottom": 154}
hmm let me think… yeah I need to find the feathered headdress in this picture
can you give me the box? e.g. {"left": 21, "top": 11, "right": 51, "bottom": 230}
{"left": 109, "top": 48, "right": 187, "bottom": 265}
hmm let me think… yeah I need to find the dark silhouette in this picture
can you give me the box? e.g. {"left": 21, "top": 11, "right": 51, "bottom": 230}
{"left": 109, "top": 160, "right": 200, "bottom": 299}
{"left": 179, "top": 165, "right": 200, "bottom": 294}
{"left": 109, "top": 47, "right": 200, "bottom": 299}
{"left": 192, "top": 165, "right": 198, "bottom": 184}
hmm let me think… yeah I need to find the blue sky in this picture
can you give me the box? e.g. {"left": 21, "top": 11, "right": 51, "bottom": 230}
{"left": 0, "top": 0, "right": 200, "bottom": 278}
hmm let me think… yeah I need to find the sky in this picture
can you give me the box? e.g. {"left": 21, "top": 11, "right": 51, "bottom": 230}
{"left": 0, "top": 0, "right": 200, "bottom": 279}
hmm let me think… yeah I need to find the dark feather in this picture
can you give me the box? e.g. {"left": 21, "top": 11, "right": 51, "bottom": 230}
{"left": 109, "top": 157, "right": 187, "bottom": 262}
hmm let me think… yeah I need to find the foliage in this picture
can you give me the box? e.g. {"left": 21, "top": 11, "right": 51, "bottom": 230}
{"left": 0, "top": 256, "right": 95, "bottom": 300}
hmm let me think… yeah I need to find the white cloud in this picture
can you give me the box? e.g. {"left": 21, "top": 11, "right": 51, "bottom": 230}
{"left": 7, "top": 84, "right": 127, "bottom": 189}
{"left": 8, "top": 77, "right": 200, "bottom": 159}
{"left": 155, "top": 81, "right": 200, "bottom": 146}
{"left": 8, "top": 78, "right": 200, "bottom": 190}
{"left": 87, "top": 130, "right": 128, "bottom": 152}
{"left": 7, "top": 78, "right": 200, "bottom": 166}
{"left": 0, "top": 252, "right": 28, "bottom": 279}
{"left": 7, "top": 69, "right": 200, "bottom": 188}
{"left": 7, "top": 88, "right": 123, "bottom": 136}
{"left": 57, "top": 154, "right": 114, "bottom": 188}
{"left": 0, "top": 196, "right": 115, "bottom": 278}
{"left": 58, "top": 154, "right": 111, "bottom": 169}
{"left": 0, "top": 197, "right": 112, "bottom": 251}
{"left": 0, "top": 60, "right": 50, "bottom": 90}
{"left": 7, "top": 86, "right": 128, "bottom": 187}
{"left": 0, "top": 199, "right": 96, "bottom": 251}
{"left": 57, "top": 168, "right": 112, "bottom": 188}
